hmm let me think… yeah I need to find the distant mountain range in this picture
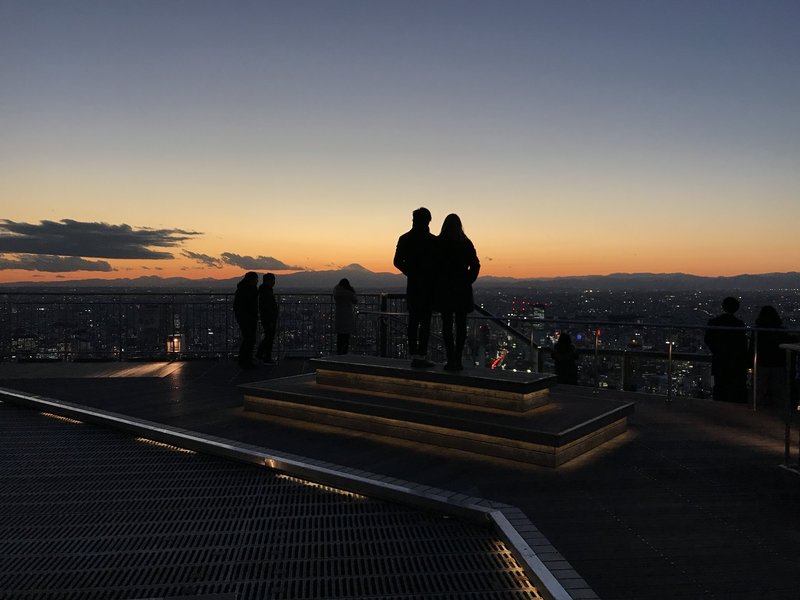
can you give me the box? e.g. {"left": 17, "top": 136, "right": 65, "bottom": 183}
{"left": 2, "top": 264, "right": 799, "bottom": 292}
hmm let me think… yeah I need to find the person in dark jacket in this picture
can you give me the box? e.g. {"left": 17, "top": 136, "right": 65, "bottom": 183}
{"left": 551, "top": 333, "right": 579, "bottom": 384}
{"left": 334, "top": 278, "right": 358, "bottom": 355}
{"left": 233, "top": 271, "right": 259, "bottom": 369}
{"left": 256, "top": 273, "right": 278, "bottom": 364}
{"left": 750, "top": 305, "right": 796, "bottom": 408}
{"left": 393, "top": 207, "right": 437, "bottom": 368}
{"left": 435, "top": 213, "right": 480, "bottom": 371}
{"left": 704, "top": 296, "right": 748, "bottom": 403}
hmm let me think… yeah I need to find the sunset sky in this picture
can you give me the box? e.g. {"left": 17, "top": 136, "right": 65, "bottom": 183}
{"left": 2, "top": 0, "right": 798, "bottom": 283}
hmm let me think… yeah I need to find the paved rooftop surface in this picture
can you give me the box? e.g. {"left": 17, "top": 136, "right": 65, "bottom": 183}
{"left": 1, "top": 358, "right": 799, "bottom": 600}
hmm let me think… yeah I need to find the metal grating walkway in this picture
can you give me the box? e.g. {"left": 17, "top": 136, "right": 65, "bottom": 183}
{"left": 0, "top": 402, "right": 542, "bottom": 600}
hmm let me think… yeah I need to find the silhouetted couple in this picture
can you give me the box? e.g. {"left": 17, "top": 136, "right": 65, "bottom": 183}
{"left": 394, "top": 208, "right": 480, "bottom": 371}
{"left": 705, "top": 296, "right": 796, "bottom": 405}
{"left": 234, "top": 271, "right": 277, "bottom": 369}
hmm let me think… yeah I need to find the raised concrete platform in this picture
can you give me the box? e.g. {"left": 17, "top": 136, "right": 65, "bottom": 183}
{"left": 241, "top": 356, "right": 635, "bottom": 467}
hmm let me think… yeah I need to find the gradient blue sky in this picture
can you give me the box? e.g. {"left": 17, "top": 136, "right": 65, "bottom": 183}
{"left": 2, "top": 0, "right": 798, "bottom": 281}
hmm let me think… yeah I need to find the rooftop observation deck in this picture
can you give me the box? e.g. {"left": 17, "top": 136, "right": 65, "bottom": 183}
{"left": 1, "top": 357, "right": 798, "bottom": 600}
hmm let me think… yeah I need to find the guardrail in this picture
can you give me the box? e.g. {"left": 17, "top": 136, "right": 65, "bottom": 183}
{"left": 0, "top": 291, "right": 381, "bottom": 361}
{"left": 3, "top": 291, "right": 797, "bottom": 405}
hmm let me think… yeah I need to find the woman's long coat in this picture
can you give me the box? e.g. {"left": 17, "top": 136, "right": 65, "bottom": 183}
{"left": 434, "top": 237, "right": 480, "bottom": 313}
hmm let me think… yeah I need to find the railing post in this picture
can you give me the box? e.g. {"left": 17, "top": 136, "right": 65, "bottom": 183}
{"left": 117, "top": 298, "right": 123, "bottom": 361}
{"left": 5, "top": 296, "right": 10, "bottom": 360}
{"left": 594, "top": 327, "right": 600, "bottom": 392}
{"left": 751, "top": 329, "right": 758, "bottom": 412}
{"left": 225, "top": 295, "right": 230, "bottom": 358}
{"left": 666, "top": 331, "right": 674, "bottom": 404}
{"left": 379, "top": 293, "right": 389, "bottom": 358}
{"left": 785, "top": 347, "right": 792, "bottom": 466}
{"left": 621, "top": 351, "right": 629, "bottom": 391}
{"left": 173, "top": 294, "right": 177, "bottom": 335}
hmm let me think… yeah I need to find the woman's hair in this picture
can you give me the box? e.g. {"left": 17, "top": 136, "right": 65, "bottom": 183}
{"left": 755, "top": 305, "right": 782, "bottom": 328}
{"left": 241, "top": 271, "right": 258, "bottom": 284}
{"left": 555, "top": 333, "right": 572, "bottom": 346}
{"left": 439, "top": 213, "right": 466, "bottom": 240}
{"left": 337, "top": 278, "right": 355, "bottom": 292}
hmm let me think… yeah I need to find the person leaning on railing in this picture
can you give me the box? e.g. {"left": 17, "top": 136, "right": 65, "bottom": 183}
{"left": 551, "top": 333, "right": 578, "bottom": 385}
{"left": 704, "top": 296, "right": 748, "bottom": 403}
{"left": 234, "top": 271, "right": 259, "bottom": 369}
{"left": 749, "top": 305, "right": 797, "bottom": 408}
{"left": 334, "top": 278, "right": 358, "bottom": 355}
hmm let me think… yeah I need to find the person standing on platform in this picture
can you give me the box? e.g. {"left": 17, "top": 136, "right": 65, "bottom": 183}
{"left": 393, "top": 207, "right": 437, "bottom": 368}
{"left": 233, "top": 271, "right": 259, "bottom": 369}
{"left": 704, "top": 296, "right": 748, "bottom": 403}
{"left": 435, "top": 213, "right": 480, "bottom": 372}
{"left": 256, "top": 272, "right": 278, "bottom": 365}
{"left": 334, "top": 278, "right": 358, "bottom": 355}
{"left": 749, "top": 305, "right": 796, "bottom": 408}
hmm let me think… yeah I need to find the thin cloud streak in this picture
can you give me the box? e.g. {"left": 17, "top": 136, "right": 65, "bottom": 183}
{"left": 182, "top": 250, "right": 304, "bottom": 271}
{"left": 182, "top": 250, "right": 224, "bottom": 268}
{"left": 220, "top": 253, "right": 305, "bottom": 271}
{"left": 0, "top": 254, "right": 113, "bottom": 272}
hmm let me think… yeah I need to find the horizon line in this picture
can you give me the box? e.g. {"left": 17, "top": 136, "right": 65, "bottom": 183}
{"left": 1, "top": 268, "right": 799, "bottom": 286}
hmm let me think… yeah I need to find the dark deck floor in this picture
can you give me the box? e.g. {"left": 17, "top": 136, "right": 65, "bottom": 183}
{"left": 0, "top": 400, "right": 539, "bottom": 600}
{"left": 2, "top": 358, "right": 799, "bottom": 600}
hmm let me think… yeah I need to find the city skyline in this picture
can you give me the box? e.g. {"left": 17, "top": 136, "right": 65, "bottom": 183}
{"left": 2, "top": 1, "right": 799, "bottom": 283}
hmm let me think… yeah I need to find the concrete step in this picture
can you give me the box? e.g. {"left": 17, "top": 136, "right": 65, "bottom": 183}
{"left": 310, "top": 354, "right": 555, "bottom": 412}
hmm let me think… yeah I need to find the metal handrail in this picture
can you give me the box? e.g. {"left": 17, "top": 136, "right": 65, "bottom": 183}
{"left": 3, "top": 291, "right": 797, "bottom": 405}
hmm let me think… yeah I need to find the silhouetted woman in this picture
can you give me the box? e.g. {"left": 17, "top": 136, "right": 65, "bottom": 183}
{"left": 334, "top": 278, "right": 358, "bottom": 355}
{"left": 256, "top": 273, "right": 278, "bottom": 364}
{"left": 551, "top": 333, "right": 579, "bottom": 384}
{"left": 435, "top": 214, "right": 480, "bottom": 371}
{"left": 233, "top": 271, "right": 259, "bottom": 369}
{"left": 750, "top": 305, "right": 796, "bottom": 408}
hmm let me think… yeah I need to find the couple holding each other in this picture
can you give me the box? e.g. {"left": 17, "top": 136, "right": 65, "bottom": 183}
{"left": 393, "top": 207, "right": 480, "bottom": 372}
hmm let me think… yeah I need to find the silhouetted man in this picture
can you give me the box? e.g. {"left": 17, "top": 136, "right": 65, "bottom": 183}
{"left": 256, "top": 272, "right": 278, "bottom": 364}
{"left": 704, "top": 296, "right": 748, "bottom": 403}
{"left": 394, "top": 207, "right": 437, "bottom": 368}
{"left": 234, "top": 271, "right": 259, "bottom": 369}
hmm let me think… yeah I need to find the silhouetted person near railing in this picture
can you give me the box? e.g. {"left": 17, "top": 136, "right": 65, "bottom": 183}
{"left": 394, "top": 207, "right": 437, "bottom": 368}
{"left": 435, "top": 213, "right": 480, "bottom": 371}
{"left": 334, "top": 278, "right": 358, "bottom": 355}
{"left": 551, "top": 333, "right": 579, "bottom": 384}
{"left": 704, "top": 296, "right": 748, "bottom": 403}
{"left": 256, "top": 272, "right": 278, "bottom": 365}
{"left": 234, "top": 271, "right": 259, "bottom": 369}
{"left": 750, "top": 305, "right": 797, "bottom": 408}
